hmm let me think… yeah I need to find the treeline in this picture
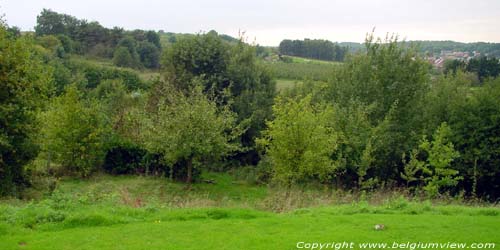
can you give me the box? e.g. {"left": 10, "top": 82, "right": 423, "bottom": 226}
{"left": 444, "top": 56, "right": 500, "bottom": 82}
{"left": 35, "top": 9, "right": 161, "bottom": 69}
{"left": 334, "top": 40, "right": 500, "bottom": 57}
{"left": 279, "top": 39, "right": 348, "bottom": 61}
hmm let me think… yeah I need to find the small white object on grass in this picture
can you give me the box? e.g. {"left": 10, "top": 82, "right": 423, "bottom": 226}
{"left": 374, "top": 224, "right": 385, "bottom": 230}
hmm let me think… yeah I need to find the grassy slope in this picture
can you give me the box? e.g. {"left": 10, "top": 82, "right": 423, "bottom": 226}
{"left": 1, "top": 174, "right": 499, "bottom": 250}
{"left": 276, "top": 79, "right": 303, "bottom": 91}
{"left": 70, "top": 55, "right": 161, "bottom": 82}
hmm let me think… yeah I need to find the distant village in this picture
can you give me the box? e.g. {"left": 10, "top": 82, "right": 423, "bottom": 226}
{"left": 427, "top": 50, "right": 483, "bottom": 68}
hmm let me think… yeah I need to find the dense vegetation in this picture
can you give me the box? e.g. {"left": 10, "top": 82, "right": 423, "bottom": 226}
{"left": 35, "top": 9, "right": 161, "bottom": 69}
{"left": 2, "top": 10, "right": 500, "bottom": 204}
{"left": 444, "top": 56, "right": 500, "bottom": 82}
{"left": 1, "top": 8, "right": 500, "bottom": 249}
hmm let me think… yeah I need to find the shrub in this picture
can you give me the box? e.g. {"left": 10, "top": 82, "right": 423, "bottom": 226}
{"left": 38, "top": 86, "right": 109, "bottom": 177}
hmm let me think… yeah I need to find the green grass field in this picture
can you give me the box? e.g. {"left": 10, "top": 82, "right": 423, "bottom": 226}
{"left": 276, "top": 79, "right": 303, "bottom": 91}
{"left": 1, "top": 173, "right": 499, "bottom": 250}
{"left": 288, "top": 56, "right": 343, "bottom": 65}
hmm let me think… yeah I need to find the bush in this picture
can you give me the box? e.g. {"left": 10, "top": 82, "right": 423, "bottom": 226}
{"left": 67, "top": 60, "right": 145, "bottom": 90}
{"left": 38, "top": 86, "right": 109, "bottom": 177}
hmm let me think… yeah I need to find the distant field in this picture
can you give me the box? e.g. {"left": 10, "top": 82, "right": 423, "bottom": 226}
{"left": 263, "top": 56, "right": 340, "bottom": 82}
{"left": 0, "top": 174, "right": 499, "bottom": 250}
{"left": 276, "top": 79, "right": 303, "bottom": 91}
{"left": 289, "top": 56, "right": 343, "bottom": 65}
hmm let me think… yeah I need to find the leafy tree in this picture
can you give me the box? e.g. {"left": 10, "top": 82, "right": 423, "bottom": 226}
{"left": 443, "top": 59, "right": 466, "bottom": 75}
{"left": 162, "top": 33, "right": 275, "bottom": 164}
{"left": 227, "top": 42, "right": 276, "bottom": 163}
{"left": 420, "top": 123, "right": 461, "bottom": 196}
{"left": 257, "top": 95, "right": 339, "bottom": 185}
{"left": 140, "top": 83, "right": 242, "bottom": 183}
{"left": 38, "top": 85, "right": 109, "bottom": 177}
{"left": 0, "top": 24, "right": 52, "bottom": 195}
{"left": 137, "top": 41, "right": 160, "bottom": 69}
{"left": 326, "top": 34, "right": 430, "bottom": 182}
{"left": 401, "top": 149, "right": 428, "bottom": 188}
{"left": 402, "top": 123, "right": 460, "bottom": 197}
{"left": 145, "top": 30, "right": 161, "bottom": 48}
{"left": 113, "top": 46, "right": 135, "bottom": 68}
{"left": 447, "top": 78, "right": 500, "bottom": 199}
{"left": 163, "top": 32, "right": 229, "bottom": 93}
{"left": 466, "top": 56, "right": 500, "bottom": 82}
{"left": 35, "top": 9, "right": 68, "bottom": 36}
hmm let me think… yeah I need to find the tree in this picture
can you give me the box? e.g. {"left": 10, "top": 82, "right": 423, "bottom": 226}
{"left": 257, "top": 95, "right": 339, "bottom": 186}
{"left": 447, "top": 78, "right": 500, "bottom": 199}
{"left": 140, "top": 83, "right": 242, "bottom": 183}
{"left": 113, "top": 46, "right": 135, "bottom": 68}
{"left": 466, "top": 56, "right": 500, "bottom": 82}
{"left": 145, "top": 30, "right": 161, "bottom": 48}
{"left": 420, "top": 123, "right": 461, "bottom": 196}
{"left": 162, "top": 33, "right": 275, "bottom": 164}
{"left": 162, "top": 32, "right": 229, "bottom": 93}
{"left": 402, "top": 123, "right": 460, "bottom": 197}
{"left": 326, "top": 34, "right": 430, "bottom": 182}
{"left": 35, "top": 9, "right": 67, "bottom": 36}
{"left": 114, "top": 37, "right": 140, "bottom": 68}
{"left": 0, "top": 23, "right": 52, "bottom": 195}
{"left": 137, "top": 41, "right": 160, "bottom": 69}
{"left": 38, "top": 85, "right": 109, "bottom": 177}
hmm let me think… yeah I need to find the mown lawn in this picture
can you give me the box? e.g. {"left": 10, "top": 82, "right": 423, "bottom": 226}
{"left": 1, "top": 209, "right": 498, "bottom": 250}
{"left": 0, "top": 174, "right": 499, "bottom": 250}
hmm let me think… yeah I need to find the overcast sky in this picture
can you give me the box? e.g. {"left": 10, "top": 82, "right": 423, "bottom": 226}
{"left": 2, "top": 0, "right": 500, "bottom": 46}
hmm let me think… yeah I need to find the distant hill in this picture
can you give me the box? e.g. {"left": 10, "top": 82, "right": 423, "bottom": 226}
{"left": 406, "top": 41, "right": 500, "bottom": 57}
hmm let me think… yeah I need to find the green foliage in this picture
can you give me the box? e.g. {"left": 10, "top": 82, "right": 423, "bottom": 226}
{"left": 113, "top": 46, "right": 136, "bottom": 68}
{"left": 466, "top": 56, "right": 500, "bottom": 82}
{"left": 445, "top": 57, "right": 500, "bottom": 82}
{"left": 326, "top": 34, "right": 430, "bottom": 182}
{"left": 420, "top": 123, "right": 461, "bottom": 196}
{"left": 447, "top": 78, "right": 500, "bottom": 199}
{"left": 162, "top": 32, "right": 229, "bottom": 93}
{"left": 403, "top": 123, "right": 461, "bottom": 197}
{"left": 38, "top": 86, "right": 109, "bottom": 176}
{"left": 401, "top": 149, "right": 428, "bottom": 187}
{"left": 227, "top": 42, "right": 276, "bottom": 163}
{"left": 68, "top": 59, "right": 145, "bottom": 90}
{"left": 162, "top": 33, "right": 275, "bottom": 164}
{"left": 257, "top": 95, "right": 339, "bottom": 185}
{"left": 139, "top": 84, "right": 242, "bottom": 183}
{"left": 137, "top": 41, "right": 160, "bottom": 69}
{"left": 0, "top": 24, "right": 52, "bottom": 196}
